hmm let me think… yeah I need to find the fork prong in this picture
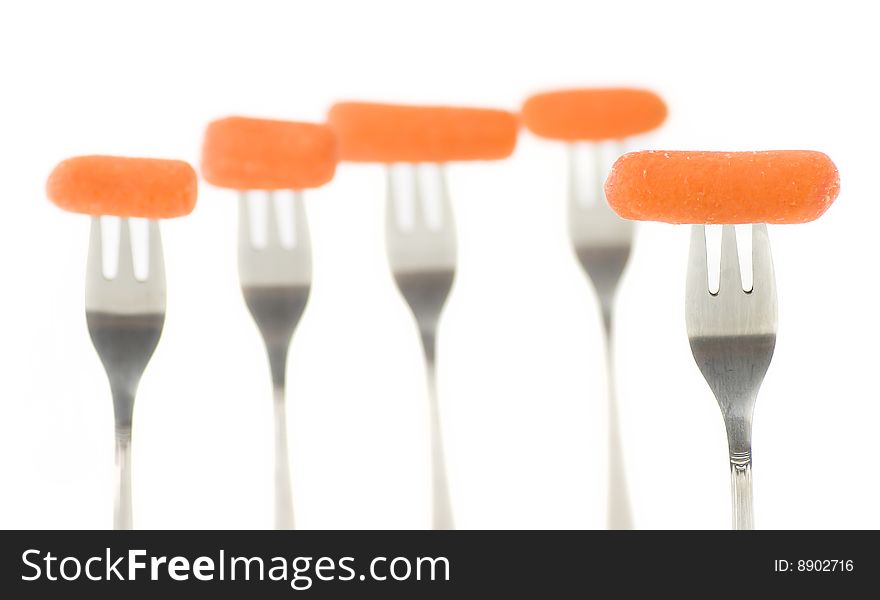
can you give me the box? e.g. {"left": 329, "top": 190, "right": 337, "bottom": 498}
{"left": 719, "top": 224, "right": 742, "bottom": 294}
{"left": 686, "top": 224, "right": 709, "bottom": 296}
{"left": 437, "top": 164, "right": 453, "bottom": 229}
{"left": 87, "top": 216, "right": 105, "bottom": 281}
{"left": 292, "top": 191, "right": 309, "bottom": 248}
{"left": 385, "top": 165, "right": 401, "bottom": 234}
{"left": 117, "top": 218, "right": 135, "bottom": 280}
{"left": 385, "top": 166, "right": 395, "bottom": 227}
{"left": 567, "top": 144, "right": 584, "bottom": 207}
{"left": 594, "top": 143, "right": 608, "bottom": 207}
{"left": 266, "top": 191, "right": 281, "bottom": 247}
{"left": 750, "top": 223, "right": 775, "bottom": 296}
{"left": 411, "top": 164, "right": 427, "bottom": 232}
{"left": 238, "top": 191, "right": 252, "bottom": 249}
{"left": 147, "top": 220, "right": 165, "bottom": 286}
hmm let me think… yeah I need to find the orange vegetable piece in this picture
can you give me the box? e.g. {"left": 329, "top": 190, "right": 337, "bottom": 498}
{"left": 522, "top": 88, "right": 667, "bottom": 141}
{"left": 604, "top": 150, "right": 840, "bottom": 224}
{"left": 47, "top": 156, "right": 197, "bottom": 219}
{"left": 201, "top": 117, "right": 337, "bottom": 190}
{"left": 327, "top": 102, "right": 519, "bottom": 163}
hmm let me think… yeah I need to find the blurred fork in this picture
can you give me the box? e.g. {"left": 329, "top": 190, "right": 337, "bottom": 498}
{"left": 85, "top": 217, "right": 166, "bottom": 530}
{"left": 568, "top": 142, "right": 634, "bottom": 529}
{"left": 238, "top": 190, "right": 311, "bottom": 530}
{"left": 385, "top": 164, "right": 456, "bottom": 530}
{"left": 686, "top": 224, "right": 777, "bottom": 530}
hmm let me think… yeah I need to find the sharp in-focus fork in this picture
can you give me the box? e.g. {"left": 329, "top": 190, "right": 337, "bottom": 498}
{"left": 568, "top": 142, "right": 635, "bottom": 530}
{"left": 85, "top": 217, "right": 166, "bottom": 530}
{"left": 685, "top": 224, "right": 777, "bottom": 530}
{"left": 238, "top": 190, "right": 311, "bottom": 530}
{"left": 385, "top": 165, "right": 456, "bottom": 530}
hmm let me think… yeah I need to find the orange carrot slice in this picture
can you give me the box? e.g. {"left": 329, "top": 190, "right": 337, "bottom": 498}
{"left": 522, "top": 88, "right": 667, "bottom": 141}
{"left": 201, "top": 117, "right": 337, "bottom": 190}
{"left": 327, "top": 102, "right": 518, "bottom": 163}
{"left": 47, "top": 156, "right": 197, "bottom": 219}
{"left": 604, "top": 150, "right": 840, "bottom": 224}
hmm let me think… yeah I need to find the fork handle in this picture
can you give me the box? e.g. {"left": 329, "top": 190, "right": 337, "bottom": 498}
{"left": 114, "top": 430, "right": 133, "bottom": 530}
{"left": 603, "top": 326, "right": 634, "bottom": 530}
{"left": 730, "top": 451, "right": 754, "bottom": 530}
{"left": 423, "top": 345, "right": 454, "bottom": 530}
{"left": 273, "top": 385, "right": 295, "bottom": 530}
{"left": 428, "top": 372, "right": 454, "bottom": 530}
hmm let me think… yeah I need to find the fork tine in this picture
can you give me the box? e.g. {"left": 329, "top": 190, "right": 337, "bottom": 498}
{"left": 567, "top": 145, "right": 589, "bottom": 237}
{"left": 117, "top": 218, "right": 135, "bottom": 280}
{"left": 567, "top": 144, "right": 584, "bottom": 207}
{"left": 750, "top": 223, "right": 775, "bottom": 295}
{"left": 719, "top": 224, "right": 742, "bottom": 293}
{"left": 385, "top": 166, "right": 400, "bottom": 233}
{"left": 385, "top": 165, "right": 408, "bottom": 238}
{"left": 686, "top": 224, "right": 709, "bottom": 296}
{"left": 292, "top": 191, "right": 309, "bottom": 248}
{"left": 238, "top": 191, "right": 252, "bottom": 249}
{"left": 594, "top": 143, "right": 608, "bottom": 207}
{"left": 147, "top": 220, "right": 165, "bottom": 286}
{"left": 438, "top": 164, "right": 453, "bottom": 229}
{"left": 87, "top": 216, "right": 105, "bottom": 281}
{"left": 411, "top": 164, "right": 427, "bottom": 232}
{"left": 266, "top": 190, "right": 281, "bottom": 247}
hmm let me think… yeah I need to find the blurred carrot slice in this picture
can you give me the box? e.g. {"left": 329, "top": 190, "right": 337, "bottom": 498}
{"left": 328, "top": 102, "right": 519, "bottom": 163}
{"left": 202, "top": 117, "right": 337, "bottom": 190}
{"left": 47, "top": 156, "right": 197, "bottom": 219}
{"left": 522, "top": 88, "right": 667, "bottom": 141}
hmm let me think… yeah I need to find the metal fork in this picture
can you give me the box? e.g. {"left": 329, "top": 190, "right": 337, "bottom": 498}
{"left": 85, "top": 217, "right": 166, "bottom": 530}
{"left": 685, "top": 224, "right": 777, "bottom": 530}
{"left": 238, "top": 190, "right": 311, "bottom": 530}
{"left": 385, "top": 164, "right": 456, "bottom": 530}
{"left": 568, "top": 142, "right": 635, "bottom": 529}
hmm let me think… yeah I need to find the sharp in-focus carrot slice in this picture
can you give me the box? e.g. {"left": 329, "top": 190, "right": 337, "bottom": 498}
{"left": 201, "top": 116, "right": 337, "bottom": 190}
{"left": 522, "top": 88, "right": 667, "bottom": 142}
{"left": 604, "top": 150, "right": 840, "bottom": 224}
{"left": 327, "top": 102, "right": 519, "bottom": 163}
{"left": 47, "top": 156, "right": 197, "bottom": 219}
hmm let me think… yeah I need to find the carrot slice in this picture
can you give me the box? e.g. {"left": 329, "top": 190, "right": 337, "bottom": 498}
{"left": 201, "top": 117, "right": 337, "bottom": 190}
{"left": 604, "top": 150, "right": 840, "bottom": 224}
{"left": 522, "top": 88, "right": 667, "bottom": 141}
{"left": 328, "top": 102, "right": 519, "bottom": 163}
{"left": 47, "top": 156, "right": 197, "bottom": 219}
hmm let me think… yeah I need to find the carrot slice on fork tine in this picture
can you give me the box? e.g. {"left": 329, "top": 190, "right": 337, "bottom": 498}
{"left": 605, "top": 150, "right": 840, "bottom": 224}
{"left": 47, "top": 156, "right": 197, "bottom": 219}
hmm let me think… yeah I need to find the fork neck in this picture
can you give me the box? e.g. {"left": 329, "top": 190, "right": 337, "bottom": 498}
{"left": 723, "top": 411, "right": 754, "bottom": 464}
{"left": 599, "top": 302, "right": 615, "bottom": 339}
{"left": 109, "top": 381, "right": 138, "bottom": 435}
{"left": 419, "top": 328, "right": 438, "bottom": 368}
{"left": 265, "top": 344, "right": 290, "bottom": 392}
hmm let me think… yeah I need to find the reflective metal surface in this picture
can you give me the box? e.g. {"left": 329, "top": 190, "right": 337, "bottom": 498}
{"left": 85, "top": 217, "right": 166, "bottom": 530}
{"left": 238, "top": 190, "right": 312, "bottom": 530}
{"left": 686, "top": 224, "right": 777, "bottom": 530}
{"left": 386, "top": 164, "right": 456, "bottom": 530}
{"left": 568, "top": 143, "right": 634, "bottom": 530}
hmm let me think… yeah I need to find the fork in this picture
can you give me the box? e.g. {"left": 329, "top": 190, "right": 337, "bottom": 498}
{"left": 85, "top": 217, "right": 166, "bottom": 530}
{"left": 238, "top": 190, "right": 311, "bottom": 530}
{"left": 568, "top": 142, "right": 635, "bottom": 530}
{"left": 385, "top": 164, "right": 456, "bottom": 530}
{"left": 685, "top": 224, "right": 777, "bottom": 530}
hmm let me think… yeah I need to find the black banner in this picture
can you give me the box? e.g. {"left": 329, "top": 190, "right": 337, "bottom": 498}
{"left": 1, "top": 531, "right": 876, "bottom": 596}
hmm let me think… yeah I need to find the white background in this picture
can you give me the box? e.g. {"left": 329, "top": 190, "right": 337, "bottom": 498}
{"left": 0, "top": 0, "right": 876, "bottom": 530}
